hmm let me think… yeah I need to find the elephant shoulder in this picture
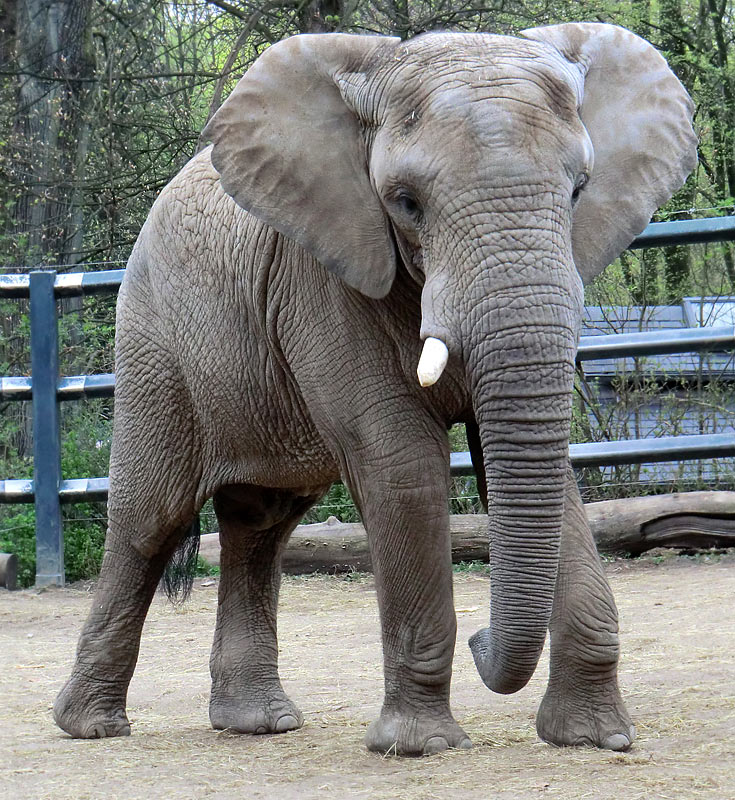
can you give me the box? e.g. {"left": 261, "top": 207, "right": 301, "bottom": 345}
{"left": 134, "top": 147, "right": 253, "bottom": 270}
{"left": 153, "top": 146, "right": 244, "bottom": 225}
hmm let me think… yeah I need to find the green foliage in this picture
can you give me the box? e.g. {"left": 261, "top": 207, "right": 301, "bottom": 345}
{"left": 453, "top": 560, "right": 490, "bottom": 575}
{"left": 0, "top": 508, "right": 35, "bottom": 587}
{"left": 60, "top": 410, "right": 112, "bottom": 480}
{"left": 195, "top": 556, "right": 220, "bottom": 577}
{"left": 0, "top": 397, "right": 111, "bottom": 587}
{"left": 450, "top": 476, "right": 482, "bottom": 514}
{"left": 62, "top": 507, "right": 107, "bottom": 584}
{"left": 302, "top": 482, "right": 362, "bottom": 524}
{"left": 448, "top": 424, "right": 468, "bottom": 452}
{"left": 0, "top": 504, "right": 106, "bottom": 588}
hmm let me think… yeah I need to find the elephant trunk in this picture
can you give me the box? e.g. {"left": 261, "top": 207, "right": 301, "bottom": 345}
{"left": 463, "top": 271, "right": 579, "bottom": 694}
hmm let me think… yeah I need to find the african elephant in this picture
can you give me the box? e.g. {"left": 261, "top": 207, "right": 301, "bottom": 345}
{"left": 53, "top": 23, "right": 696, "bottom": 755}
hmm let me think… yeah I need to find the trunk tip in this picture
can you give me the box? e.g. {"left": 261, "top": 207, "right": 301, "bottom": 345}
{"left": 469, "top": 627, "right": 536, "bottom": 695}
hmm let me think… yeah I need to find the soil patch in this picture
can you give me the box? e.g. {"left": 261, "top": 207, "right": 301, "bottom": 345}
{"left": 3, "top": 552, "right": 735, "bottom": 799}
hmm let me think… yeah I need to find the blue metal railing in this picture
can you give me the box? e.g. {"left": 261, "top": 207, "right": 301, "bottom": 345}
{"left": 2, "top": 216, "right": 735, "bottom": 585}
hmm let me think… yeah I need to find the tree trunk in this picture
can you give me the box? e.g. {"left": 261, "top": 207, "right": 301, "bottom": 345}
{"left": 0, "top": 0, "right": 16, "bottom": 67}
{"left": 10, "top": 0, "right": 96, "bottom": 267}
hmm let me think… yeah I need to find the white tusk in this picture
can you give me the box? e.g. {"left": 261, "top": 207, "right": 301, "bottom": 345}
{"left": 417, "top": 337, "right": 449, "bottom": 387}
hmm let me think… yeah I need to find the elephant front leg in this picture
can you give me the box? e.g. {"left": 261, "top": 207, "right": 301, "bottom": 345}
{"left": 208, "top": 485, "right": 320, "bottom": 735}
{"left": 536, "top": 466, "right": 635, "bottom": 751}
{"left": 349, "top": 453, "right": 471, "bottom": 756}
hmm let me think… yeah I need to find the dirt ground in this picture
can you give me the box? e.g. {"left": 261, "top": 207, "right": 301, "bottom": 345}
{"left": 3, "top": 552, "right": 735, "bottom": 800}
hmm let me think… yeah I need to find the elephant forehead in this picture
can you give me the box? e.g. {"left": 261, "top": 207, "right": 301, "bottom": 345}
{"left": 392, "top": 81, "right": 584, "bottom": 169}
{"left": 384, "top": 33, "right": 582, "bottom": 119}
{"left": 425, "top": 78, "right": 577, "bottom": 135}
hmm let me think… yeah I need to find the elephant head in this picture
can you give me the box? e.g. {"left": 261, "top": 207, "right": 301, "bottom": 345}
{"left": 203, "top": 26, "right": 696, "bottom": 694}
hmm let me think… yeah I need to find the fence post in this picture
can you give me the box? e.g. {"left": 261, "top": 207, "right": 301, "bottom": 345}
{"left": 30, "top": 270, "right": 64, "bottom": 587}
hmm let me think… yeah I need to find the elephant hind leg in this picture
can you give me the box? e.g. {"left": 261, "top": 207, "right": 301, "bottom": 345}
{"left": 54, "top": 341, "right": 203, "bottom": 738}
{"left": 208, "top": 483, "right": 324, "bottom": 735}
{"left": 53, "top": 521, "right": 196, "bottom": 738}
{"left": 54, "top": 512, "right": 202, "bottom": 738}
{"left": 536, "top": 466, "right": 635, "bottom": 751}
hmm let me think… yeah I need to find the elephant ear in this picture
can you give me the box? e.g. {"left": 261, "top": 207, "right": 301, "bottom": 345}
{"left": 522, "top": 23, "right": 698, "bottom": 285}
{"left": 202, "top": 34, "right": 398, "bottom": 299}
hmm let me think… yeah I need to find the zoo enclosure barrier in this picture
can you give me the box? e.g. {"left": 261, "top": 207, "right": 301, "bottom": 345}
{"left": 1, "top": 216, "right": 735, "bottom": 586}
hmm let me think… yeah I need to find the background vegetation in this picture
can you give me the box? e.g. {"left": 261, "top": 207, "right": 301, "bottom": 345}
{"left": 1, "top": 0, "right": 733, "bottom": 584}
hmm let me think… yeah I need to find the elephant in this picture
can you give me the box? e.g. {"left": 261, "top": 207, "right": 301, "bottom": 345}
{"left": 53, "top": 23, "right": 697, "bottom": 755}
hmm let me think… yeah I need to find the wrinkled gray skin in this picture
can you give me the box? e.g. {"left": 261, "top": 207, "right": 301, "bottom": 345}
{"left": 54, "top": 24, "right": 697, "bottom": 755}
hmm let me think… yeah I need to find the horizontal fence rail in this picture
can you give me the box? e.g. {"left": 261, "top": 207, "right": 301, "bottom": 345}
{"left": 568, "top": 433, "right": 735, "bottom": 468}
{"left": 2, "top": 215, "right": 735, "bottom": 585}
{"left": 576, "top": 326, "right": 735, "bottom": 361}
{"left": 0, "top": 268, "right": 125, "bottom": 298}
{"left": 0, "top": 374, "right": 116, "bottom": 401}
{"left": 3, "top": 326, "right": 733, "bottom": 403}
{"left": 0, "top": 478, "right": 111, "bottom": 504}
{"left": 6, "top": 426, "right": 735, "bottom": 505}
{"left": 629, "top": 216, "right": 735, "bottom": 249}
{"left": 0, "top": 478, "right": 110, "bottom": 504}
{"left": 450, "top": 433, "right": 735, "bottom": 473}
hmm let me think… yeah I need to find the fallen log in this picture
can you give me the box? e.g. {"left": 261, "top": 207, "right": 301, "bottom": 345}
{"left": 0, "top": 553, "right": 18, "bottom": 590}
{"left": 197, "top": 491, "right": 735, "bottom": 573}
{"left": 199, "top": 516, "right": 488, "bottom": 573}
{"left": 586, "top": 491, "right": 735, "bottom": 555}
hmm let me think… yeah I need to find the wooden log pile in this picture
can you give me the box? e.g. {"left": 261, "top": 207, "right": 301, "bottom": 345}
{"left": 198, "top": 491, "right": 735, "bottom": 573}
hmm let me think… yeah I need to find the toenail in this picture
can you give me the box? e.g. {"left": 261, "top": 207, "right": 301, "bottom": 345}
{"left": 603, "top": 733, "right": 631, "bottom": 751}
{"left": 423, "top": 736, "right": 449, "bottom": 754}
{"left": 275, "top": 715, "right": 298, "bottom": 732}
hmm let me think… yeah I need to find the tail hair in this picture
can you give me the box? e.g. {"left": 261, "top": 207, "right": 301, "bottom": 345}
{"left": 161, "top": 517, "right": 201, "bottom": 603}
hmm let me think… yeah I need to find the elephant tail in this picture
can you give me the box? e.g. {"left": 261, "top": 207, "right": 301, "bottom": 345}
{"left": 159, "top": 519, "right": 201, "bottom": 603}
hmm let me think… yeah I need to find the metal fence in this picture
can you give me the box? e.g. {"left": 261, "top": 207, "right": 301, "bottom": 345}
{"left": 2, "top": 217, "right": 735, "bottom": 585}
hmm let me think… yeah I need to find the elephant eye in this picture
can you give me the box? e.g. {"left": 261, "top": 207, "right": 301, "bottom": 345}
{"left": 572, "top": 173, "right": 589, "bottom": 203}
{"left": 396, "top": 190, "right": 422, "bottom": 220}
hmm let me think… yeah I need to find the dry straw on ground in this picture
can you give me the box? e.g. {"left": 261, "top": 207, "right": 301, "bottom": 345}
{"left": 3, "top": 551, "right": 735, "bottom": 799}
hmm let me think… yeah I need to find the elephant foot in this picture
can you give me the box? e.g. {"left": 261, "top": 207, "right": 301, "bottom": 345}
{"left": 53, "top": 675, "right": 131, "bottom": 739}
{"left": 209, "top": 687, "right": 303, "bottom": 734}
{"left": 365, "top": 708, "right": 472, "bottom": 756}
{"left": 536, "top": 679, "right": 635, "bottom": 751}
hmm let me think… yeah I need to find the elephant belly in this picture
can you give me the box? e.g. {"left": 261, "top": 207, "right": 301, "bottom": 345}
{"left": 184, "top": 321, "right": 340, "bottom": 493}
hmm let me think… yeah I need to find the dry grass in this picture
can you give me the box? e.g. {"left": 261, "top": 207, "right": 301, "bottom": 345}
{"left": 3, "top": 554, "right": 735, "bottom": 799}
